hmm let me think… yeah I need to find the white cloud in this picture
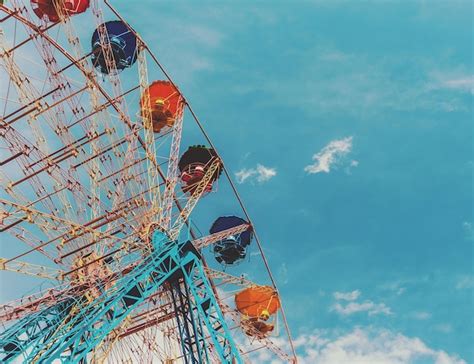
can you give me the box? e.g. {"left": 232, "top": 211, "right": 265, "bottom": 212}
{"left": 345, "top": 159, "right": 360, "bottom": 175}
{"left": 441, "top": 76, "right": 474, "bottom": 94}
{"left": 379, "top": 281, "right": 406, "bottom": 294}
{"left": 434, "top": 324, "right": 453, "bottom": 334}
{"left": 412, "top": 311, "right": 432, "bottom": 320}
{"left": 379, "top": 276, "right": 433, "bottom": 296}
{"left": 234, "top": 169, "right": 254, "bottom": 184}
{"left": 331, "top": 301, "right": 392, "bottom": 316}
{"left": 331, "top": 290, "right": 392, "bottom": 316}
{"left": 455, "top": 275, "right": 474, "bottom": 290}
{"left": 187, "top": 24, "right": 223, "bottom": 47}
{"left": 250, "top": 328, "right": 466, "bottom": 364}
{"left": 462, "top": 221, "right": 474, "bottom": 241}
{"left": 235, "top": 164, "right": 277, "bottom": 184}
{"left": 278, "top": 262, "right": 289, "bottom": 285}
{"left": 395, "top": 287, "right": 406, "bottom": 295}
{"left": 333, "top": 290, "right": 361, "bottom": 301}
{"left": 255, "top": 164, "right": 277, "bottom": 182}
{"left": 428, "top": 71, "right": 474, "bottom": 101}
{"left": 304, "top": 137, "right": 353, "bottom": 174}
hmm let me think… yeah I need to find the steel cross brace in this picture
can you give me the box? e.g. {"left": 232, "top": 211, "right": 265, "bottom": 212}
{"left": 170, "top": 280, "right": 209, "bottom": 364}
{"left": 0, "top": 298, "right": 76, "bottom": 362}
{"left": 24, "top": 241, "right": 188, "bottom": 363}
{"left": 181, "top": 257, "right": 243, "bottom": 363}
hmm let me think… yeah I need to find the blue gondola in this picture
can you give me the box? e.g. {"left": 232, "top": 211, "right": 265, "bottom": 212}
{"left": 91, "top": 20, "right": 138, "bottom": 74}
{"left": 210, "top": 216, "right": 252, "bottom": 265}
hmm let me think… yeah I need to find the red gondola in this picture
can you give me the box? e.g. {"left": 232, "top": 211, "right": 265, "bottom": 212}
{"left": 31, "top": 0, "right": 89, "bottom": 23}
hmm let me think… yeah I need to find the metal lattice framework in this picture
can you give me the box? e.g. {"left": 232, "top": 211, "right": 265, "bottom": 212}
{"left": 0, "top": 1, "right": 297, "bottom": 363}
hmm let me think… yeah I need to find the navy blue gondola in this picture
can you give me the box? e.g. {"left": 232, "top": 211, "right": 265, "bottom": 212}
{"left": 91, "top": 20, "right": 138, "bottom": 74}
{"left": 210, "top": 216, "right": 252, "bottom": 265}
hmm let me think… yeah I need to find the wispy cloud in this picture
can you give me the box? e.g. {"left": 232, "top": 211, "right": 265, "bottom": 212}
{"left": 331, "top": 301, "right": 392, "bottom": 316}
{"left": 331, "top": 290, "right": 392, "bottom": 316}
{"left": 251, "top": 39, "right": 473, "bottom": 117}
{"left": 442, "top": 77, "right": 474, "bottom": 93}
{"left": 378, "top": 275, "right": 433, "bottom": 296}
{"left": 120, "top": 8, "right": 227, "bottom": 84}
{"left": 380, "top": 281, "right": 407, "bottom": 296}
{"left": 345, "top": 159, "right": 360, "bottom": 175}
{"left": 462, "top": 221, "right": 474, "bottom": 241}
{"left": 304, "top": 137, "right": 353, "bottom": 174}
{"left": 333, "top": 290, "right": 360, "bottom": 301}
{"left": 278, "top": 262, "right": 289, "bottom": 285}
{"left": 235, "top": 164, "right": 277, "bottom": 184}
{"left": 455, "top": 275, "right": 474, "bottom": 290}
{"left": 412, "top": 311, "right": 432, "bottom": 320}
{"left": 434, "top": 324, "right": 453, "bottom": 334}
{"left": 186, "top": 24, "right": 224, "bottom": 47}
{"left": 432, "top": 74, "right": 474, "bottom": 95}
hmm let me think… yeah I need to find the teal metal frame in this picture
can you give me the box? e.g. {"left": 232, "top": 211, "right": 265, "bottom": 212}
{"left": 0, "top": 232, "right": 242, "bottom": 363}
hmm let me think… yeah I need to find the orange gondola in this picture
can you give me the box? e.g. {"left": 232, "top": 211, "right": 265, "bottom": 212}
{"left": 235, "top": 286, "right": 280, "bottom": 319}
{"left": 140, "top": 80, "right": 184, "bottom": 133}
{"left": 235, "top": 286, "right": 280, "bottom": 337}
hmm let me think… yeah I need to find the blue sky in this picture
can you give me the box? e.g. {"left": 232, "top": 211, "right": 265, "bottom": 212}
{"left": 114, "top": 1, "right": 473, "bottom": 362}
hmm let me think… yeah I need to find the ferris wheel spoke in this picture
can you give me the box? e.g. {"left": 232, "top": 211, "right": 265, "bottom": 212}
{"left": 160, "top": 113, "right": 184, "bottom": 230}
{"left": 46, "top": 0, "right": 147, "bottom": 223}
{"left": 136, "top": 42, "right": 162, "bottom": 218}
{"left": 104, "top": 335, "right": 134, "bottom": 364}
{"left": 0, "top": 246, "right": 153, "bottom": 324}
{"left": 2, "top": 226, "right": 58, "bottom": 261}
{"left": 3, "top": 69, "right": 99, "bottom": 228}
{"left": 1, "top": 39, "right": 96, "bottom": 225}
{"left": 193, "top": 223, "right": 252, "bottom": 250}
{"left": 0, "top": 257, "right": 64, "bottom": 280}
{"left": 1, "top": 123, "right": 158, "bottom": 261}
{"left": 0, "top": 259, "right": 122, "bottom": 323}
{"left": 204, "top": 268, "right": 256, "bottom": 288}
{"left": 6, "top": 2, "right": 110, "bottom": 221}
{"left": 3, "top": 2, "right": 158, "bottom": 204}
{"left": 121, "top": 296, "right": 174, "bottom": 339}
{"left": 87, "top": 0, "right": 156, "bottom": 223}
{"left": 92, "top": 315, "right": 132, "bottom": 364}
{"left": 133, "top": 329, "right": 167, "bottom": 362}
{"left": 0, "top": 276, "right": 74, "bottom": 322}
{"left": 0, "top": 198, "right": 128, "bottom": 263}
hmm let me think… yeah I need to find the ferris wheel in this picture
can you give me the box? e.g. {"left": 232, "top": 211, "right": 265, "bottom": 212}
{"left": 0, "top": 1, "right": 297, "bottom": 363}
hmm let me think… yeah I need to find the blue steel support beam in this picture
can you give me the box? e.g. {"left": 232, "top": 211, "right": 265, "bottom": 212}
{"left": 25, "top": 241, "right": 186, "bottom": 362}
{"left": 0, "top": 298, "right": 76, "bottom": 362}
{"left": 170, "top": 280, "right": 209, "bottom": 363}
{"left": 6, "top": 233, "right": 242, "bottom": 363}
{"left": 181, "top": 256, "right": 242, "bottom": 362}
